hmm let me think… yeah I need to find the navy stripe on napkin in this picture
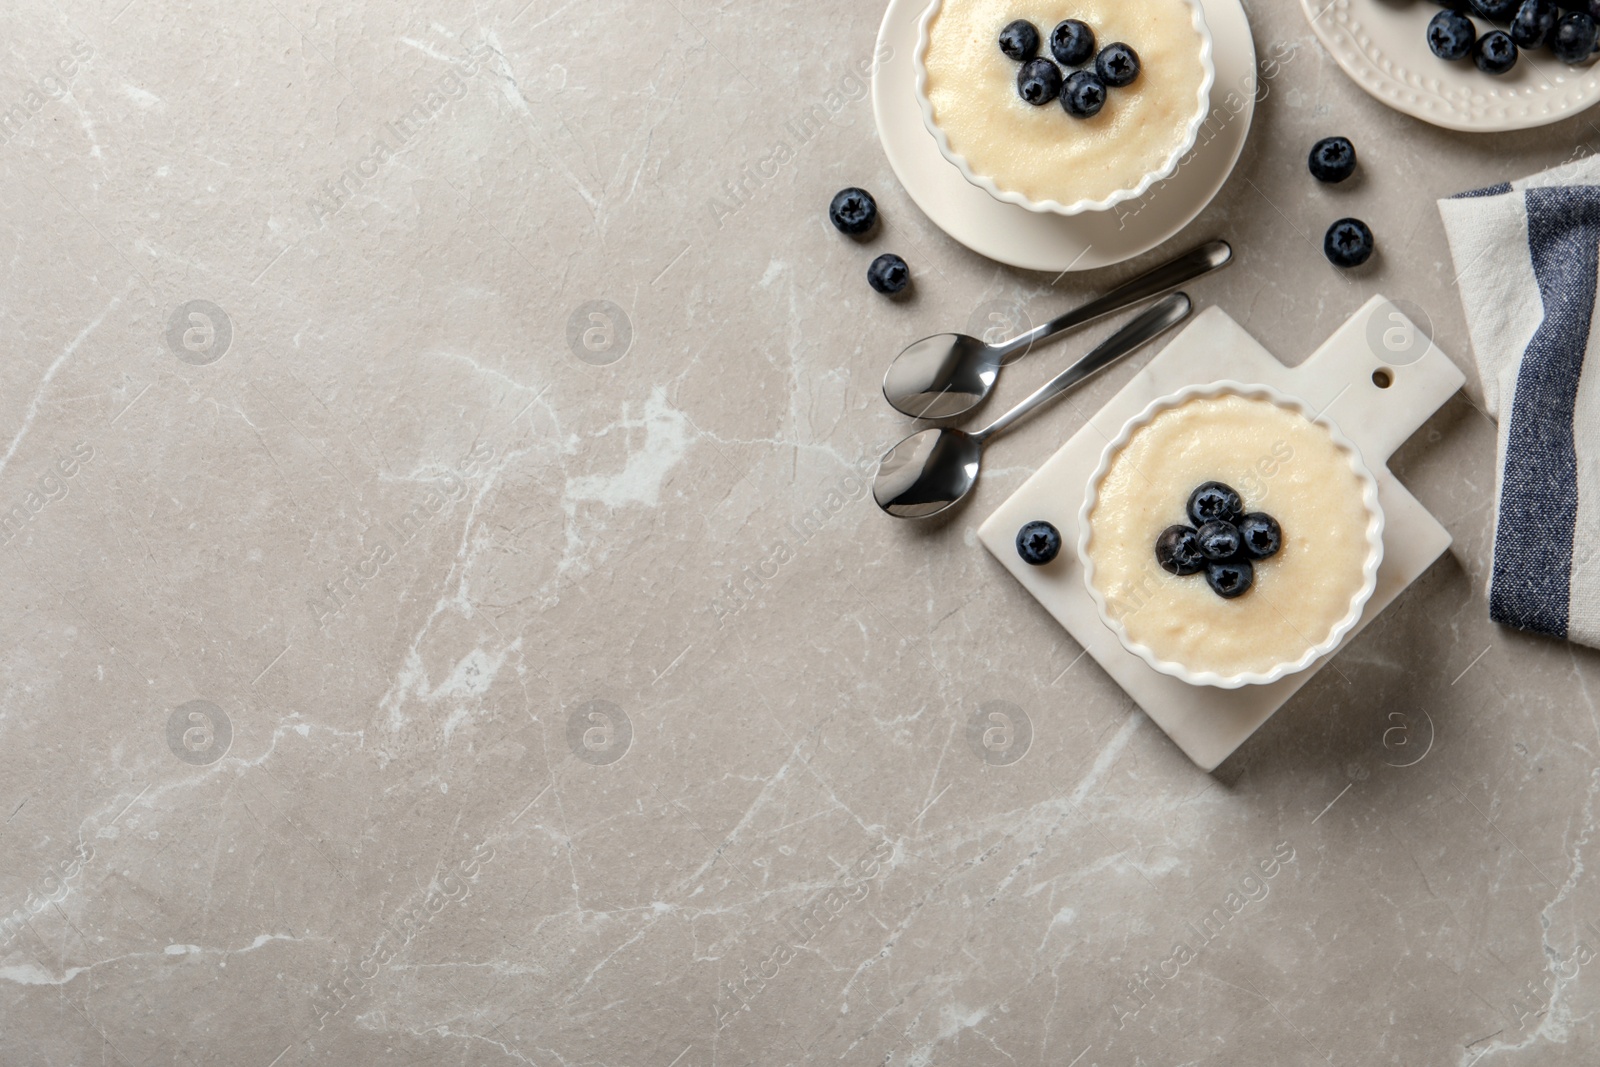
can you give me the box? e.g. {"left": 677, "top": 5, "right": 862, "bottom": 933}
{"left": 1453, "top": 182, "right": 1513, "bottom": 200}
{"left": 1489, "top": 187, "right": 1600, "bottom": 638}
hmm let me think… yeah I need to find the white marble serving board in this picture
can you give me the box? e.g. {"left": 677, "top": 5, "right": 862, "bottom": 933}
{"left": 977, "top": 297, "right": 1465, "bottom": 771}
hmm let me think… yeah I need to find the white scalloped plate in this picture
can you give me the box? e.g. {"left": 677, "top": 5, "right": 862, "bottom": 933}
{"left": 1302, "top": 0, "right": 1600, "bottom": 132}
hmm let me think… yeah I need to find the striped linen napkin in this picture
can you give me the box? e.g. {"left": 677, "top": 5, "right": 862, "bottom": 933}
{"left": 1438, "top": 155, "right": 1600, "bottom": 645}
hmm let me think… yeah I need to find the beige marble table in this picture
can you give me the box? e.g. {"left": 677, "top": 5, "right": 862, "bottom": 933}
{"left": 0, "top": 0, "right": 1596, "bottom": 1064}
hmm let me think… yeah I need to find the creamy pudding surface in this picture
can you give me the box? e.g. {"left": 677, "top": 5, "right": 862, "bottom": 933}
{"left": 923, "top": 0, "right": 1208, "bottom": 205}
{"left": 1087, "top": 395, "right": 1373, "bottom": 679}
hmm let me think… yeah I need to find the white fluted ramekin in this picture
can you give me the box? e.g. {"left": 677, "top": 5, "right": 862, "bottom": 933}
{"left": 913, "top": 0, "right": 1216, "bottom": 217}
{"left": 1077, "top": 382, "right": 1385, "bottom": 689}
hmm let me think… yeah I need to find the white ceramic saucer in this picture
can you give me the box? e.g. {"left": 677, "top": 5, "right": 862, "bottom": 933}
{"left": 1302, "top": 0, "right": 1600, "bottom": 132}
{"left": 871, "top": 0, "right": 1257, "bottom": 273}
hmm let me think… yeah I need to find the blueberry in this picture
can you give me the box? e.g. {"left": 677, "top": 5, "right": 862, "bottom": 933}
{"left": 1308, "top": 136, "right": 1357, "bottom": 184}
{"left": 828, "top": 187, "right": 877, "bottom": 236}
{"left": 1016, "top": 520, "right": 1062, "bottom": 566}
{"left": 1553, "top": 12, "right": 1600, "bottom": 63}
{"left": 1324, "top": 218, "right": 1375, "bottom": 269}
{"left": 1049, "top": 20, "right": 1097, "bottom": 66}
{"left": 1155, "top": 525, "right": 1205, "bottom": 576}
{"left": 1017, "top": 57, "right": 1064, "bottom": 105}
{"left": 1468, "top": 0, "right": 1520, "bottom": 18}
{"left": 1196, "top": 520, "right": 1242, "bottom": 562}
{"left": 867, "top": 254, "right": 910, "bottom": 295}
{"left": 1472, "top": 30, "right": 1519, "bottom": 75}
{"left": 1187, "top": 482, "right": 1243, "bottom": 526}
{"left": 1095, "top": 43, "right": 1141, "bottom": 88}
{"left": 1510, "top": 0, "right": 1559, "bottom": 49}
{"left": 1061, "top": 70, "right": 1107, "bottom": 118}
{"left": 999, "top": 20, "right": 1040, "bottom": 61}
{"left": 1206, "top": 559, "right": 1254, "bottom": 599}
{"left": 1427, "top": 10, "right": 1477, "bottom": 60}
{"left": 1237, "top": 512, "right": 1282, "bottom": 561}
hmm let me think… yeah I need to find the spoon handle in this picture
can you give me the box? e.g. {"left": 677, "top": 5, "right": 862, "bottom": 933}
{"left": 995, "top": 239, "right": 1229, "bottom": 362}
{"left": 977, "top": 292, "right": 1192, "bottom": 443}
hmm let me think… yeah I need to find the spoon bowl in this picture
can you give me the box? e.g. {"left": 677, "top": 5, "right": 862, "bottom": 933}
{"left": 873, "top": 426, "right": 983, "bottom": 518}
{"left": 882, "top": 334, "right": 1001, "bottom": 421}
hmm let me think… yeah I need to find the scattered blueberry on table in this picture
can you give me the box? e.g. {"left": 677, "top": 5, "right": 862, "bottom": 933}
{"left": 998, "top": 19, "right": 1040, "bottom": 61}
{"left": 1016, "top": 520, "right": 1062, "bottom": 565}
{"left": 828, "top": 187, "right": 878, "bottom": 236}
{"left": 1154, "top": 482, "right": 1281, "bottom": 599}
{"left": 1324, "top": 218, "right": 1375, "bottom": 269}
{"left": 1050, "top": 19, "right": 1097, "bottom": 66}
{"left": 868, "top": 254, "right": 911, "bottom": 296}
{"left": 827, "top": 188, "right": 907, "bottom": 296}
{"left": 1308, "top": 136, "right": 1357, "bottom": 184}
{"left": 1304, "top": 138, "right": 1368, "bottom": 268}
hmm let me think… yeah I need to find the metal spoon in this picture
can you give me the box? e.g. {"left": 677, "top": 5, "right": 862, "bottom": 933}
{"left": 882, "top": 239, "right": 1229, "bottom": 420}
{"left": 873, "top": 292, "right": 1192, "bottom": 519}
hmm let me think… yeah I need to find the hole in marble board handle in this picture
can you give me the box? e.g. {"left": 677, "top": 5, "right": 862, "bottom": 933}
{"left": 1372, "top": 368, "right": 1393, "bottom": 389}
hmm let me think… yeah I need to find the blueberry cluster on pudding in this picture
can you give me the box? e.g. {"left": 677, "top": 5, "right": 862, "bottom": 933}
{"left": 1154, "top": 481, "right": 1283, "bottom": 600}
{"left": 995, "top": 16, "right": 1144, "bottom": 118}
{"left": 920, "top": 0, "right": 1211, "bottom": 209}
{"left": 1083, "top": 393, "right": 1376, "bottom": 681}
